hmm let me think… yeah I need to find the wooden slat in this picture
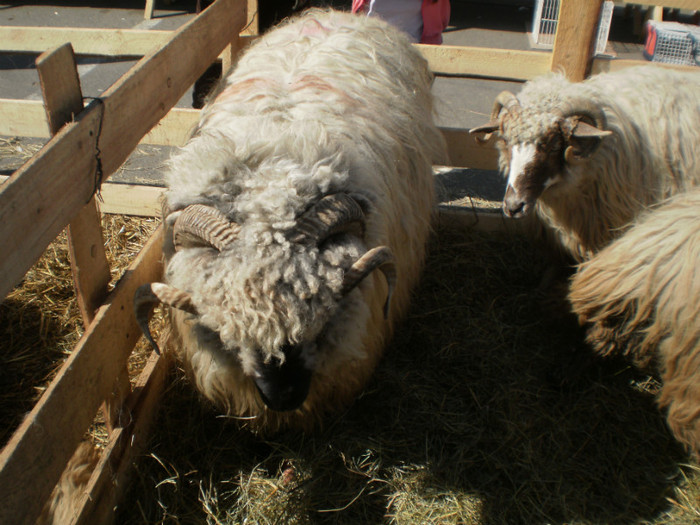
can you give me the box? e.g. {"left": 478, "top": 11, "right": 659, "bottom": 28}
{"left": 94, "top": 0, "right": 245, "bottom": 177}
{"left": 37, "top": 45, "right": 84, "bottom": 135}
{"left": 144, "top": 0, "right": 156, "bottom": 20}
{"left": 551, "top": 0, "right": 604, "bottom": 81}
{"left": 417, "top": 44, "right": 552, "bottom": 80}
{"left": 0, "top": 176, "right": 165, "bottom": 217}
{"left": 37, "top": 43, "right": 112, "bottom": 326}
{"left": 97, "top": 182, "right": 165, "bottom": 216}
{"left": 74, "top": 352, "right": 171, "bottom": 525}
{"left": 0, "top": 26, "right": 171, "bottom": 56}
{"left": 0, "top": 99, "right": 199, "bottom": 146}
{"left": 0, "top": 105, "right": 496, "bottom": 174}
{"left": 0, "top": 99, "right": 50, "bottom": 137}
{"left": 243, "top": 0, "right": 259, "bottom": 35}
{"left": 143, "top": 107, "right": 200, "bottom": 146}
{"left": 437, "top": 206, "right": 521, "bottom": 234}
{"left": 629, "top": 0, "right": 700, "bottom": 8}
{"left": 0, "top": 27, "right": 256, "bottom": 57}
{"left": 0, "top": 102, "right": 105, "bottom": 299}
{"left": 591, "top": 56, "right": 699, "bottom": 75}
{"left": 0, "top": 227, "right": 164, "bottom": 525}
{"left": 0, "top": 0, "right": 246, "bottom": 301}
{"left": 442, "top": 128, "right": 499, "bottom": 170}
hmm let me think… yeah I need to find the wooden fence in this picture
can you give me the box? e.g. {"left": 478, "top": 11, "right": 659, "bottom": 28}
{"left": 0, "top": 0, "right": 696, "bottom": 523}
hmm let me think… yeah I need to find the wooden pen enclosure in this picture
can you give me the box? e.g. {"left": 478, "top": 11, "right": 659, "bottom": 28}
{"left": 0, "top": 1, "right": 697, "bottom": 523}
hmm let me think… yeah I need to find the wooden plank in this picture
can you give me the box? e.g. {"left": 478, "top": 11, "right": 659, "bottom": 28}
{"left": 0, "top": 99, "right": 50, "bottom": 137}
{"left": 37, "top": 45, "right": 84, "bottom": 135}
{"left": 551, "top": 0, "right": 604, "bottom": 81}
{"left": 442, "top": 128, "right": 499, "bottom": 170}
{"left": 0, "top": 226, "right": 164, "bottom": 525}
{"left": 0, "top": 26, "right": 171, "bottom": 56}
{"left": 103, "top": 368, "right": 133, "bottom": 434}
{"left": 629, "top": 1, "right": 699, "bottom": 8}
{"left": 74, "top": 352, "right": 171, "bottom": 525}
{"left": 0, "top": 176, "right": 165, "bottom": 217}
{"left": 65, "top": 205, "right": 113, "bottom": 323}
{"left": 144, "top": 0, "right": 156, "bottom": 20}
{"left": 0, "top": 100, "right": 199, "bottom": 146}
{"left": 97, "top": 182, "right": 165, "bottom": 216}
{"left": 417, "top": 44, "right": 552, "bottom": 80}
{"left": 94, "top": 0, "right": 246, "bottom": 177}
{"left": 591, "top": 56, "right": 699, "bottom": 74}
{"left": 437, "top": 206, "right": 521, "bottom": 234}
{"left": 37, "top": 43, "right": 112, "bottom": 326}
{"left": 0, "top": 0, "right": 246, "bottom": 301}
{"left": 242, "top": 0, "right": 259, "bottom": 35}
{"left": 0, "top": 28, "right": 254, "bottom": 60}
{"left": 0, "top": 102, "right": 104, "bottom": 300}
{"left": 143, "top": 107, "right": 200, "bottom": 146}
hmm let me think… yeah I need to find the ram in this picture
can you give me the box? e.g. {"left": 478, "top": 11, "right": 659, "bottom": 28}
{"left": 569, "top": 188, "right": 700, "bottom": 456}
{"left": 134, "top": 9, "right": 446, "bottom": 431}
{"left": 470, "top": 65, "right": 700, "bottom": 261}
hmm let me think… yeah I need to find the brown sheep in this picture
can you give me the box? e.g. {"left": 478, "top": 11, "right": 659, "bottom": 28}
{"left": 569, "top": 188, "right": 700, "bottom": 456}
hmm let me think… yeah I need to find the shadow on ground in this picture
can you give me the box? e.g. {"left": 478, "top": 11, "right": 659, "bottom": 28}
{"left": 120, "top": 227, "right": 689, "bottom": 524}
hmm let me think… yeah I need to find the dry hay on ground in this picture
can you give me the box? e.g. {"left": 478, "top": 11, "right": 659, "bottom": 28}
{"left": 115, "top": 225, "right": 700, "bottom": 525}
{"left": 0, "top": 203, "right": 697, "bottom": 524}
{"left": 0, "top": 214, "right": 160, "bottom": 448}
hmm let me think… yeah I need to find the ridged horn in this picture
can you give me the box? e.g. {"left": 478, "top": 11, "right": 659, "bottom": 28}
{"left": 490, "top": 90, "right": 521, "bottom": 121}
{"left": 469, "top": 90, "right": 521, "bottom": 141}
{"left": 173, "top": 204, "right": 240, "bottom": 252}
{"left": 133, "top": 282, "right": 198, "bottom": 354}
{"left": 341, "top": 246, "right": 396, "bottom": 319}
{"left": 555, "top": 98, "right": 609, "bottom": 133}
{"left": 288, "top": 193, "right": 366, "bottom": 245}
{"left": 556, "top": 99, "right": 612, "bottom": 163}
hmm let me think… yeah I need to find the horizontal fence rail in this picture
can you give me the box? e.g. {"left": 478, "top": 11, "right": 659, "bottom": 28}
{"left": 0, "top": 0, "right": 246, "bottom": 301}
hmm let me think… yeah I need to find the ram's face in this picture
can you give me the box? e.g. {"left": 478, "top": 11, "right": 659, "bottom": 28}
{"left": 135, "top": 194, "right": 396, "bottom": 413}
{"left": 499, "top": 117, "right": 566, "bottom": 218}
{"left": 470, "top": 91, "right": 613, "bottom": 219}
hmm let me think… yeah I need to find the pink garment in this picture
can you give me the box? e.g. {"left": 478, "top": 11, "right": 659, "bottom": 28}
{"left": 421, "top": 0, "right": 450, "bottom": 45}
{"left": 352, "top": 0, "right": 450, "bottom": 45}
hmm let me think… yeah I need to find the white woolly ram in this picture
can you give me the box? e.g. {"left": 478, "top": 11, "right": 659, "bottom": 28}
{"left": 569, "top": 188, "right": 700, "bottom": 456}
{"left": 470, "top": 65, "right": 700, "bottom": 261}
{"left": 134, "top": 9, "right": 446, "bottom": 431}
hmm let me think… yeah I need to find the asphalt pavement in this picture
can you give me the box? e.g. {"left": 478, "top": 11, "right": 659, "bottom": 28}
{"left": 0, "top": 1, "right": 653, "bottom": 205}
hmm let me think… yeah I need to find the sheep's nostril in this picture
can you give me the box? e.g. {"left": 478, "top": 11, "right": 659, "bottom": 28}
{"left": 503, "top": 198, "right": 525, "bottom": 218}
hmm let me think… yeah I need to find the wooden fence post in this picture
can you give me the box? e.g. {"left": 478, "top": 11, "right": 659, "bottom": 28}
{"left": 36, "top": 41, "right": 133, "bottom": 517}
{"left": 551, "top": 0, "right": 604, "bottom": 81}
{"left": 36, "top": 43, "right": 111, "bottom": 327}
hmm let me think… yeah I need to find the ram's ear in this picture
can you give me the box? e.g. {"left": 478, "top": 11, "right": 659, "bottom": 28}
{"left": 564, "top": 118, "right": 612, "bottom": 164}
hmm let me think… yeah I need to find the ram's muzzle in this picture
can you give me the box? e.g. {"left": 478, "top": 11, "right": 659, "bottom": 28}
{"left": 252, "top": 345, "right": 312, "bottom": 412}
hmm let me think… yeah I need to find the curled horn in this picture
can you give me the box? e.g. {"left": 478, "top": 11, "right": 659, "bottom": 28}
{"left": 490, "top": 90, "right": 522, "bottom": 121}
{"left": 557, "top": 99, "right": 607, "bottom": 131}
{"left": 288, "top": 193, "right": 366, "bottom": 245}
{"left": 172, "top": 204, "right": 240, "bottom": 252}
{"left": 134, "top": 282, "right": 198, "bottom": 354}
{"left": 556, "top": 99, "right": 612, "bottom": 163}
{"left": 341, "top": 246, "right": 396, "bottom": 319}
{"left": 469, "top": 90, "right": 521, "bottom": 141}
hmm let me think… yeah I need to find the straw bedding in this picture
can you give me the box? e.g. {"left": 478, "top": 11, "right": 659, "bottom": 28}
{"left": 1, "top": 210, "right": 698, "bottom": 523}
{"left": 122, "top": 224, "right": 699, "bottom": 524}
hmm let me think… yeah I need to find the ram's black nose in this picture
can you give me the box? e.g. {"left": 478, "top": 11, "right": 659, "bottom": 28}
{"left": 253, "top": 346, "right": 312, "bottom": 412}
